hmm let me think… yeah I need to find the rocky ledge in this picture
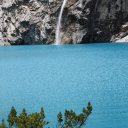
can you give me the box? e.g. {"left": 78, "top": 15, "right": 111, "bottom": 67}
{"left": 0, "top": 0, "right": 128, "bottom": 45}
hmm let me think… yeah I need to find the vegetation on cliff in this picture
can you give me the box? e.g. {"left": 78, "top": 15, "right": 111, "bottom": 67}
{"left": 0, "top": 102, "right": 92, "bottom": 128}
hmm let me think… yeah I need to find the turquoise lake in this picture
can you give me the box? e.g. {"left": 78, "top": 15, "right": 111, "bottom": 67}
{"left": 0, "top": 44, "right": 128, "bottom": 128}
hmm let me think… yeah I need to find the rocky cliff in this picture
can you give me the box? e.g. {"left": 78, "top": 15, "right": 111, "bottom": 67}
{"left": 0, "top": 0, "right": 128, "bottom": 45}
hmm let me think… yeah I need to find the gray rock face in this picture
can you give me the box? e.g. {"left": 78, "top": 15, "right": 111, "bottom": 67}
{"left": 0, "top": 0, "right": 128, "bottom": 45}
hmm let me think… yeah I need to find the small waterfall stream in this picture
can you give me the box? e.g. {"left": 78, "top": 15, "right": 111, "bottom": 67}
{"left": 55, "top": 0, "right": 68, "bottom": 45}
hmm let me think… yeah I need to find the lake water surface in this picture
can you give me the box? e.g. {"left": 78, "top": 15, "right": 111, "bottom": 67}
{"left": 0, "top": 44, "right": 128, "bottom": 128}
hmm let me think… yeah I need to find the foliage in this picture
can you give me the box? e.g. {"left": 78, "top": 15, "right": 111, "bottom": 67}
{"left": 0, "top": 119, "right": 7, "bottom": 128}
{"left": 8, "top": 106, "right": 17, "bottom": 127}
{"left": 7, "top": 107, "right": 48, "bottom": 128}
{"left": 16, "top": 108, "right": 28, "bottom": 128}
{"left": 0, "top": 102, "right": 92, "bottom": 128}
{"left": 57, "top": 102, "right": 92, "bottom": 128}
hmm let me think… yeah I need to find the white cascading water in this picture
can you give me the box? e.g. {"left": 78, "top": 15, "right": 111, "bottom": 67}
{"left": 55, "top": 0, "right": 68, "bottom": 45}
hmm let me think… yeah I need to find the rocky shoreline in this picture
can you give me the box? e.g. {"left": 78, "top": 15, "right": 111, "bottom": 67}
{"left": 0, "top": 0, "right": 128, "bottom": 45}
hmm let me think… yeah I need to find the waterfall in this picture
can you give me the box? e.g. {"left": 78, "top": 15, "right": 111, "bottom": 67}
{"left": 55, "top": 0, "right": 68, "bottom": 45}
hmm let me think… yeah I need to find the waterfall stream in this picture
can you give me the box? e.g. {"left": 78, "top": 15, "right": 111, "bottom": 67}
{"left": 55, "top": 0, "right": 68, "bottom": 45}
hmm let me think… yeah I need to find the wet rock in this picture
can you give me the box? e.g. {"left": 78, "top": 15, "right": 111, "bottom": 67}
{"left": 0, "top": 0, "right": 128, "bottom": 45}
